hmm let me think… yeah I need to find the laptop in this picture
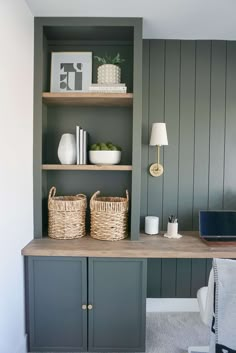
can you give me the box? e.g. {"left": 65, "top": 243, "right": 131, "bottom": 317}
{"left": 199, "top": 210, "right": 236, "bottom": 242}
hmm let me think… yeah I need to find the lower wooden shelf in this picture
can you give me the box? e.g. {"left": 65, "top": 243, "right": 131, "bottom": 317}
{"left": 42, "top": 164, "right": 132, "bottom": 171}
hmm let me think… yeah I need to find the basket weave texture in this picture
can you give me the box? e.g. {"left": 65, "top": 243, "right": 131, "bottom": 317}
{"left": 90, "top": 190, "right": 129, "bottom": 241}
{"left": 48, "top": 186, "right": 87, "bottom": 239}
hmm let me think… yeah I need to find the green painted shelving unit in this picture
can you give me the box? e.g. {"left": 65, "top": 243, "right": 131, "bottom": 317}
{"left": 33, "top": 17, "right": 143, "bottom": 240}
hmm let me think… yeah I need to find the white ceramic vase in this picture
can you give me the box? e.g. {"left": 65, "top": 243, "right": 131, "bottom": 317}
{"left": 57, "top": 133, "right": 76, "bottom": 164}
{"left": 97, "top": 64, "right": 121, "bottom": 84}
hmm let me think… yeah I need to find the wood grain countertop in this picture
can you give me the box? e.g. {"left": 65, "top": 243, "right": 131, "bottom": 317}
{"left": 21, "top": 232, "right": 236, "bottom": 258}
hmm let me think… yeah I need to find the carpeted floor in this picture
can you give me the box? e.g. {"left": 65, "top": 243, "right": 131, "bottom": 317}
{"left": 146, "top": 312, "right": 209, "bottom": 353}
{"left": 35, "top": 312, "right": 210, "bottom": 353}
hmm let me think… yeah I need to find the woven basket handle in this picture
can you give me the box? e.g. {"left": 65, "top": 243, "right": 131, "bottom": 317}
{"left": 91, "top": 191, "right": 100, "bottom": 201}
{"left": 125, "top": 190, "right": 129, "bottom": 202}
{"left": 48, "top": 186, "right": 56, "bottom": 199}
{"left": 76, "top": 194, "right": 86, "bottom": 198}
{"left": 90, "top": 191, "right": 100, "bottom": 208}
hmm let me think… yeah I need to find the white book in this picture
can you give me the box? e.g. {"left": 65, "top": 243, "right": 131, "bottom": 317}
{"left": 89, "top": 86, "right": 126, "bottom": 90}
{"left": 90, "top": 83, "right": 126, "bottom": 87}
{"left": 76, "top": 126, "right": 80, "bottom": 164}
{"left": 89, "top": 90, "right": 127, "bottom": 94}
{"left": 89, "top": 87, "right": 127, "bottom": 93}
{"left": 79, "top": 128, "right": 84, "bottom": 164}
{"left": 83, "top": 130, "right": 87, "bottom": 165}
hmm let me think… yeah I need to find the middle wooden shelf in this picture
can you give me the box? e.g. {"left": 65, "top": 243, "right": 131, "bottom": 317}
{"left": 42, "top": 164, "right": 132, "bottom": 171}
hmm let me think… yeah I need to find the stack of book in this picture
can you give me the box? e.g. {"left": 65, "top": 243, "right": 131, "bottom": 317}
{"left": 89, "top": 83, "right": 127, "bottom": 93}
{"left": 76, "top": 126, "right": 88, "bottom": 164}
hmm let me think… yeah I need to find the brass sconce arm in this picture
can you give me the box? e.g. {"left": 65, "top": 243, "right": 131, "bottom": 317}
{"left": 149, "top": 145, "right": 164, "bottom": 177}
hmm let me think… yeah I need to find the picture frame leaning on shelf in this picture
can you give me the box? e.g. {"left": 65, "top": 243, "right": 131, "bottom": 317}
{"left": 50, "top": 52, "right": 92, "bottom": 92}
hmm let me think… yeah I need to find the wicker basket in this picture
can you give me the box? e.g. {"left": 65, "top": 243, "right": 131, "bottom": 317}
{"left": 48, "top": 186, "right": 87, "bottom": 239}
{"left": 90, "top": 190, "right": 129, "bottom": 241}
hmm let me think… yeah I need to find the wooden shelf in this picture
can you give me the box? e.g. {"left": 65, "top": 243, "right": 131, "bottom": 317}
{"left": 42, "top": 92, "right": 133, "bottom": 107}
{"left": 42, "top": 164, "right": 132, "bottom": 171}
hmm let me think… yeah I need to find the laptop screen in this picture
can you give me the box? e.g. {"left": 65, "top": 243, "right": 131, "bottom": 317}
{"left": 199, "top": 210, "right": 236, "bottom": 237}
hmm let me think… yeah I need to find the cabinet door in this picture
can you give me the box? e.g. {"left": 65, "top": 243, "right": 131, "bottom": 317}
{"left": 27, "top": 257, "right": 87, "bottom": 352}
{"left": 88, "top": 258, "right": 147, "bottom": 352}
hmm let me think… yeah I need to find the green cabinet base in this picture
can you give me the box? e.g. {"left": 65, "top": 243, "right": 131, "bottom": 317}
{"left": 26, "top": 257, "right": 147, "bottom": 352}
{"left": 27, "top": 257, "right": 87, "bottom": 352}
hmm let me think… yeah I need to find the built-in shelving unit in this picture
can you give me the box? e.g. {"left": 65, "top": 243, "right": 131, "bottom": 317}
{"left": 42, "top": 164, "right": 132, "bottom": 171}
{"left": 42, "top": 92, "right": 133, "bottom": 107}
{"left": 34, "top": 17, "right": 142, "bottom": 240}
{"left": 26, "top": 16, "right": 144, "bottom": 353}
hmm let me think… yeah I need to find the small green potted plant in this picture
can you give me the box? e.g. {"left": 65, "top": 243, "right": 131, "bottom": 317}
{"left": 94, "top": 53, "right": 125, "bottom": 84}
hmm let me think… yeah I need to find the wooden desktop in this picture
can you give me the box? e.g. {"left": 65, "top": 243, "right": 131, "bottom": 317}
{"left": 22, "top": 231, "right": 236, "bottom": 258}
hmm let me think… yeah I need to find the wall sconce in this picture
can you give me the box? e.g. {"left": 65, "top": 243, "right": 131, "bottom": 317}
{"left": 149, "top": 123, "right": 168, "bottom": 177}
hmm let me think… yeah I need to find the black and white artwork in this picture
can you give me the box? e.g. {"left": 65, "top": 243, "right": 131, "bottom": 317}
{"left": 50, "top": 52, "right": 92, "bottom": 92}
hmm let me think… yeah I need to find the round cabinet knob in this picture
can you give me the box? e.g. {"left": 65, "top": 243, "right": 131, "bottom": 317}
{"left": 82, "top": 304, "right": 87, "bottom": 310}
{"left": 87, "top": 304, "right": 93, "bottom": 310}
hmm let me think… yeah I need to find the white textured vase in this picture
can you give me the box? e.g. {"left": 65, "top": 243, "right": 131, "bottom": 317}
{"left": 57, "top": 133, "right": 76, "bottom": 164}
{"left": 97, "top": 64, "right": 121, "bottom": 84}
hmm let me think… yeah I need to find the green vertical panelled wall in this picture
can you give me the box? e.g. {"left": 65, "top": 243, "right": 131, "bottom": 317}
{"left": 143, "top": 40, "right": 236, "bottom": 298}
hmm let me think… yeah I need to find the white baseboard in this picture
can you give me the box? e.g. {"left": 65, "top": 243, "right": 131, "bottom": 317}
{"left": 188, "top": 346, "right": 209, "bottom": 353}
{"left": 146, "top": 298, "right": 199, "bottom": 312}
{"left": 16, "top": 334, "right": 27, "bottom": 353}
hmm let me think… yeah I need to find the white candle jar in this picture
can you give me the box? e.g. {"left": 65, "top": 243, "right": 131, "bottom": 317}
{"left": 145, "top": 216, "right": 159, "bottom": 235}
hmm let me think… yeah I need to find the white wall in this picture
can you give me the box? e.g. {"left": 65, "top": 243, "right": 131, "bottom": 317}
{"left": 0, "top": 1, "right": 33, "bottom": 352}
{"left": 26, "top": 0, "right": 236, "bottom": 40}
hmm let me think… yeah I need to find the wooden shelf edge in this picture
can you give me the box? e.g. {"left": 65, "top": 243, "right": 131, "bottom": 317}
{"left": 42, "top": 164, "right": 133, "bottom": 171}
{"left": 42, "top": 92, "right": 133, "bottom": 107}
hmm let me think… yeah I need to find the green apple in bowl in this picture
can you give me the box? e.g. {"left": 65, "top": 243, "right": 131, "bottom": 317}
{"left": 89, "top": 142, "right": 122, "bottom": 165}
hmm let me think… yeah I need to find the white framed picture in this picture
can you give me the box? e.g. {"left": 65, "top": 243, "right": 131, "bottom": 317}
{"left": 50, "top": 52, "right": 92, "bottom": 92}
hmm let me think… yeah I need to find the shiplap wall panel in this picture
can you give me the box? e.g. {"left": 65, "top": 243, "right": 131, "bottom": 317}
{"left": 162, "top": 41, "right": 180, "bottom": 227}
{"left": 176, "top": 259, "right": 191, "bottom": 298}
{"left": 190, "top": 259, "right": 208, "bottom": 297}
{"left": 193, "top": 41, "right": 211, "bottom": 229}
{"left": 140, "top": 40, "right": 150, "bottom": 230}
{"left": 161, "top": 259, "right": 177, "bottom": 297}
{"left": 178, "top": 41, "right": 195, "bottom": 231}
{"left": 147, "top": 259, "right": 162, "bottom": 298}
{"left": 224, "top": 42, "right": 236, "bottom": 210}
{"left": 208, "top": 41, "right": 226, "bottom": 209}
{"left": 148, "top": 40, "right": 165, "bottom": 228}
{"left": 144, "top": 40, "right": 236, "bottom": 298}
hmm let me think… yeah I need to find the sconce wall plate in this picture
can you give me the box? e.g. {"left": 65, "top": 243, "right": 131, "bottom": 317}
{"left": 149, "top": 163, "right": 164, "bottom": 177}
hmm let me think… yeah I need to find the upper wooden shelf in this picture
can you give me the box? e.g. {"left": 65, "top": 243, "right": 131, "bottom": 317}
{"left": 42, "top": 164, "right": 132, "bottom": 171}
{"left": 42, "top": 92, "right": 133, "bottom": 107}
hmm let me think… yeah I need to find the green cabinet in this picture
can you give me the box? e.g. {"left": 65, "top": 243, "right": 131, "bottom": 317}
{"left": 26, "top": 257, "right": 147, "bottom": 352}
{"left": 88, "top": 258, "right": 147, "bottom": 351}
{"left": 27, "top": 257, "right": 87, "bottom": 352}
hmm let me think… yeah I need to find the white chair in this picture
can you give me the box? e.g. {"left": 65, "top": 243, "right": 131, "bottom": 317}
{"left": 188, "top": 269, "right": 214, "bottom": 353}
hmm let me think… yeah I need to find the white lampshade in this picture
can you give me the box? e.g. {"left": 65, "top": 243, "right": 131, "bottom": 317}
{"left": 150, "top": 123, "right": 168, "bottom": 146}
